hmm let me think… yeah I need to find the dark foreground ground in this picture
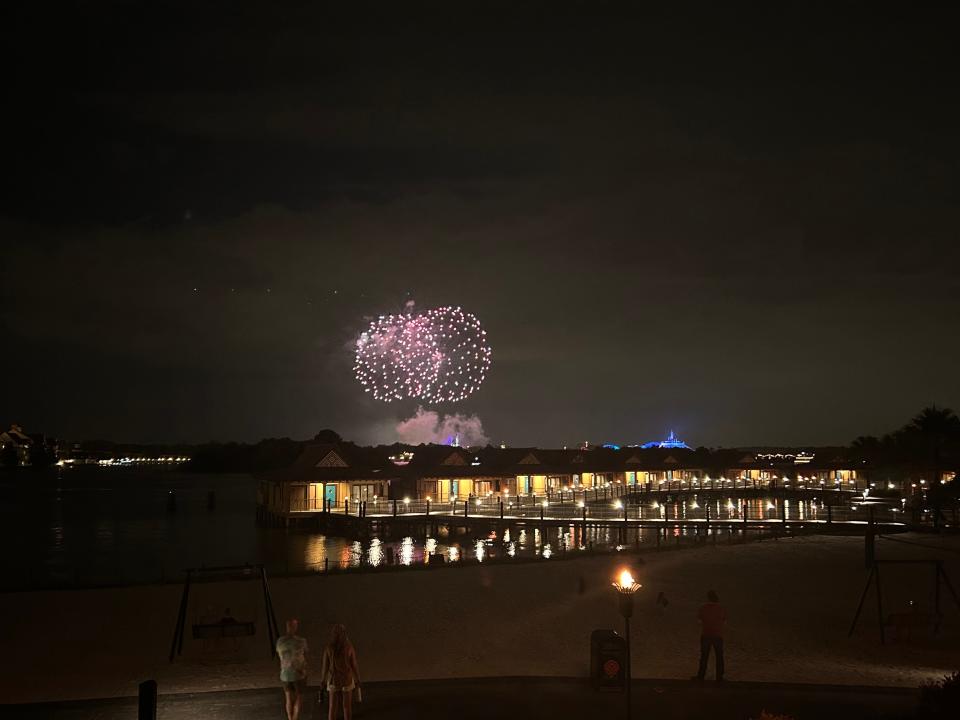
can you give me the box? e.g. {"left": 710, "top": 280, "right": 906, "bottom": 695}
{"left": 4, "top": 677, "right": 920, "bottom": 720}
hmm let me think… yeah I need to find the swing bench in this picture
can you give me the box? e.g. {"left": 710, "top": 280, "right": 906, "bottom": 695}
{"left": 192, "top": 618, "right": 257, "bottom": 640}
{"left": 169, "top": 564, "right": 280, "bottom": 662}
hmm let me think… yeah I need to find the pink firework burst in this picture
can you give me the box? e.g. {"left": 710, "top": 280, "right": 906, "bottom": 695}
{"left": 353, "top": 306, "right": 492, "bottom": 403}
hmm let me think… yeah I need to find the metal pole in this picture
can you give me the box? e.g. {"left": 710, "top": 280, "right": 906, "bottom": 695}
{"left": 169, "top": 571, "right": 191, "bottom": 662}
{"left": 876, "top": 563, "right": 885, "bottom": 645}
{"left": 138, "top": 679, "right": 157, "bottom": 720}
{"left": 624, "top": 615, "right": 632, "bottom": 720}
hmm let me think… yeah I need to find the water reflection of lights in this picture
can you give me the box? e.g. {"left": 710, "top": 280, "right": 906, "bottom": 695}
{"left": 341, "top": 542, "right": 359, "bottom": 568}
{"left": 542, "top": 543, "right": 553, "bottom": 558}
{"left": 474, "top": 539, "right": 486, "bottom": 562}
{"left": 448, "top": 545, "right": 460, "bottom": 562}
{"left": 367, "top": 538, "right": 384, "bottom": 566}
{"left": 507, "top": 541, "right": 516, "bottom": 557}
{"left": 503, "top": 528, "right": 511, "bottom": 542}
{"left": 304, "top": 534, "right": 328, "bottom": 568}
{"left": 400, "top": 537, "right": 414, "bottom": 565}
{"left": 425, "top": 538, "right": 437, "bottom": 554}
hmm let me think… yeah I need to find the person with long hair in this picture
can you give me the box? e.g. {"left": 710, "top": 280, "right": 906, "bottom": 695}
{"left": 320, "top": 623, "right": 361, "bottom": 720}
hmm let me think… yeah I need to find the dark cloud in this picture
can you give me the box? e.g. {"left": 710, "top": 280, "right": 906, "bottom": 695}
{"left": 2, "top": 3, "right": 958, "bottom": 445}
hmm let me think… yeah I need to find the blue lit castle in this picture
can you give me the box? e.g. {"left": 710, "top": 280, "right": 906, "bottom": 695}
{"left": 639, "top": 430, "right": 691, "bottom": 450}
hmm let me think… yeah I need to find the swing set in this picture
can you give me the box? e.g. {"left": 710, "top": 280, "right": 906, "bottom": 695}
{"left": 848, "top": 531, "right": 960, "bottom": 644}
{"left": 169, "top": 564, "right": 280, "bottom": 662}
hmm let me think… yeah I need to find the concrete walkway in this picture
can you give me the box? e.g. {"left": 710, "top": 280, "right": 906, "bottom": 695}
{"left": 3, "top": 677, "right": 920, "bottom": 719}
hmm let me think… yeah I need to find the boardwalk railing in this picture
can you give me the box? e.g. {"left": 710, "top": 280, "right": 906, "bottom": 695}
{"left": 289, "top": 492, "right": 904, "bottom": 526}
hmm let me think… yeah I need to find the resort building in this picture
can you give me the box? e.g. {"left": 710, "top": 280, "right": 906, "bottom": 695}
{"left": 257, "top": 444, "right": 395, "bottom": 517}
{"left": 0, "top": 424, "right": 34, "bottom": 466}
{"left": 256, "top": 441, "right": 874, "bottom": 522}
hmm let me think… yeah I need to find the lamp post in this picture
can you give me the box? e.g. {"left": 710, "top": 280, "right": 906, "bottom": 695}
{"left": 612, "top": 569, "right": 641, "bottom": 719}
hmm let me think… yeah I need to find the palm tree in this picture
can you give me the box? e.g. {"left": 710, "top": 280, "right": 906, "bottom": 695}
{"left": 907, "top": 405, "right": 960, "bottom": 440}
{"left": 904, "top": 406, "right": 960, "bottom": 527}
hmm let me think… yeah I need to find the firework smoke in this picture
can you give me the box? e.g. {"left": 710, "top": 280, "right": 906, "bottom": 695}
{"left": 396, "top": 407, "right": 489, "bottom": 447}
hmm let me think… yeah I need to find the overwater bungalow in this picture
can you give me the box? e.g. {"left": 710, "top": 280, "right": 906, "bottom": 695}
{"left": 257, "top": 444, "right": 396, "bottom": 517}
{"left": 256, "top": 441, "right": 874, "bottom": 524}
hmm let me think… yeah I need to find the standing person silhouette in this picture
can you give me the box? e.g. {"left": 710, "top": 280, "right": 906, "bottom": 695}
{"left": 276, "top": 618, "right": 309, "bottom": 720}
{"left": 320, "top": 624, "right": 362, "bottom": 720}
{"left": 692, "top": 590, "right": 726, "bottom": 681}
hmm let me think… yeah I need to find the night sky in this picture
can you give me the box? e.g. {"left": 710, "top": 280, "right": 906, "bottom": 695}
{"left": 3, "top": 3, "right": 959, "bottom": 448}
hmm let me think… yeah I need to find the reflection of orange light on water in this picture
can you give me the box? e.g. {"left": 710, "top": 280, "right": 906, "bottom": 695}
{"left": 305, "top": 535, "right": 328, "bottom": 569}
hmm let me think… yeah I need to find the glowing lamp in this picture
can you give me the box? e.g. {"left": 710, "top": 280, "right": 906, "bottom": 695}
{"left": 612, "top": 568, "right": 642, "bottom": 620}
{"left": 613, "top": 569, "right": 641, "bottom": 594}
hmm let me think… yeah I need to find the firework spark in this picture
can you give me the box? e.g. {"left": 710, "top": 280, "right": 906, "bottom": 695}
{"left": 354, "top": 306, "right": 492, "bottom": 403}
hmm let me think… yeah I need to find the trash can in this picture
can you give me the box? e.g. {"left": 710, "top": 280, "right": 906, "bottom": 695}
{"left": 590, "top": 629, "right": 626, "bottom": 691}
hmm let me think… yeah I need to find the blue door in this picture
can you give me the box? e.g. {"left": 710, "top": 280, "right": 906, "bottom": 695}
{"left": 324, "top": 484, "right": 337, "bottom": 506}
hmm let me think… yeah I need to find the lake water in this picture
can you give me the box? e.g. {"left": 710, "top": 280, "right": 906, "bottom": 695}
{"left": 0, "top": 467, "right": 662, "bottom": 590}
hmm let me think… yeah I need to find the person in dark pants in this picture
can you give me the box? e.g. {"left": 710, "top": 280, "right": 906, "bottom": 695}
{"left": 692, "top": 589, "right": 726, "bottom": 681}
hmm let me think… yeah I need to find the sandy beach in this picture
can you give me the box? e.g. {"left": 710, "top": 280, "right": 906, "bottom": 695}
{"left": 1, "top": 533, "right": 958, "bottom": 704}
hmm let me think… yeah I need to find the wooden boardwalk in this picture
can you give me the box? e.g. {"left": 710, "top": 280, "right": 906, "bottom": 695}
{"left": 285, "top": 486, "right": 907, "bottom": 533}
